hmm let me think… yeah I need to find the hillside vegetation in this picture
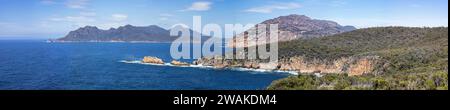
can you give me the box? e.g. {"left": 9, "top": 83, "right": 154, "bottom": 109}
{"left": 269, "top": 27, "right": 448, "bottom": 90}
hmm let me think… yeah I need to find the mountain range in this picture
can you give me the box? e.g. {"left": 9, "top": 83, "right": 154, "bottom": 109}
{"left": 54, "top": 25, "right": 210, "bottom": 42}
{"left": 55, "top": 14, "right": 355, "bottom": 43}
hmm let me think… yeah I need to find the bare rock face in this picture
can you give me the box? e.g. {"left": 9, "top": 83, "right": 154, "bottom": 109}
{"left": 259, "top": 62, "right": 279, "bottom": 70}
{"left": 142, "top": 56, "right": 164, "bottom": 64}
{"left": 278, "top": 56, "right": 383, "bottom": 76}
{"left": 243, "top": 60, "right": 260, "bottom": 69}
{"left": 170, "top": 60, "right": 190, "bottom": 66}
{"left": 195, "top": 55, "right": 385, "bottom": 76}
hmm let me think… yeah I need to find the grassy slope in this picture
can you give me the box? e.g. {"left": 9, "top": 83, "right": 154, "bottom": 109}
{"left": 269, "top": 27, "right": 448, "bottom": 90}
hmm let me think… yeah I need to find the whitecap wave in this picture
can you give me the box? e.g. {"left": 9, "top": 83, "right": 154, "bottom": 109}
{"left": 274, "top": 70, "right": 299, "bottom": 75}
{"left": 119, "top": 60, "right": 166, "bottom": 66}
{"left": 231, "top": 67, "right": 298, "bottom": 75}
{"left": 120, "top": 60, "right": 193, "bottom": 68}
{"left": 188, "top": 64, "right": 215, "bottom": 69}
{"left": 119, "top": 60, "right": 298, "bottom": 75}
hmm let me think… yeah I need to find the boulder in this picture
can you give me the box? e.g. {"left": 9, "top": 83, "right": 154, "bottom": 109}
{"left": 171, "top": 60, "right": 190, "bottom": 66}
{"left": 142, "top": 56, "right": 164, "bottom": 64}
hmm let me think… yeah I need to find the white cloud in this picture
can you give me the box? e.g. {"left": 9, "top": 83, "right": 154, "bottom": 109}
{"left": 245, "top": 2, "right": 301, "bottom": 13}
{"left": 50, "top": 16, "right": 96, "bottom": 23}
{"left": 111, "top": 14, "right": 128, "bottom": 22}
{"left": 40, "top": 0, "right": 57, "bottom": 5}
{"left": 183, "top": 1, "right": 212, "bottom": 11}
{"left": 42, "top": 0, "right": 91, "bottom": 9}
{"left": 159, "top": 17, "right": 169, "bottom": 21}
{"left": 43, "top": 0, "right": 97, "bottom": 27}
{"left": 66, "top": 0, "right": 90, "bottom": 9}
{"left": 330, "top": 0, "right": 348, "bottom": 7}
{"left": 48, "top": 11, "right": 97, "bottom": 28}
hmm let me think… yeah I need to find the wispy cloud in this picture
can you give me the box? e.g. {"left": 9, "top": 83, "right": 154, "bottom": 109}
{"left": 111, "top": 14, "right": 128, "bottom": 22}
{"left": 50, "top": 11, "right": 97, "bottom": 23}
{"left": 40, "top": 0, "right": 57, "bottom": 5}
{"left": 329, "top": 0, "right": 348, "bottom": 7}
{"left": 50, "top": 16, "right": 96, "bottom": 23}
{"left": 245, "top": 2, "right": 301, "bottom": 13}
{"left": 47, "top": 5, "right": 130, "bottom": 29}
{"left": 159, "top": 17, "right": 169, "bottom": 21}
{"left": 66, "top": 0, "right": 90, "bottom": 9}
{"left": 181, "top": 1, "right": 212, "bottom": 11}
{"left": 41, "top": 0, "right": 91, "bottom": 9}
{"left": 48, "top": 10, "right": 97, "bottom": 28}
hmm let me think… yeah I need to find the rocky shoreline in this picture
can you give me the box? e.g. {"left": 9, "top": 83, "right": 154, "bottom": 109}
{"left": 139, "top": 55, "right": 387, "bottom": 76}
{"left": 193, "top": 55, "right": 387, "bottom": 76}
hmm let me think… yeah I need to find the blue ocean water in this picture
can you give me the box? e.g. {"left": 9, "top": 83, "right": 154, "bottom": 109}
{"left": 0, "top": 40, "right": 290, "bottom": 90}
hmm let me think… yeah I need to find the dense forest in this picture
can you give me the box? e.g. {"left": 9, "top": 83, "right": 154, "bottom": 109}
{"left": 269, "top": 27, "right": 448, "bottom": 90}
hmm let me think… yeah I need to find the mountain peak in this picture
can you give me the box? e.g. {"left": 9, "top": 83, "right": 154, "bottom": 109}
{"left": 148, "top": 25, "right": 160, "bottom": 27}
{"left": 119, "top": 24, "right": 134, "bottom": 29}
{"left": 80, "top": 26, "right": 99, "bottom": 30}
{"left": 260, "top": 14, "right": 356, "bottom": 37}
{"left": 281, "top": 14, "right": 311, "bottom": 20}
{"left": 147, "top": 25, "right": 166, "bottom": 30}
{"left": 231, "top": 14, "right": 357, "bottom": 47}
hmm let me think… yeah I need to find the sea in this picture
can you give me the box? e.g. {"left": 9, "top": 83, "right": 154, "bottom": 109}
{"left": 0, "top": 40, "right": 292, "bottom": 90}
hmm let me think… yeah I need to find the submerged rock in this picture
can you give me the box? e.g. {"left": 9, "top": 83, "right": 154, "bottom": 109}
{"left": 142, "top": 56, "right": 164, "bottom": 64}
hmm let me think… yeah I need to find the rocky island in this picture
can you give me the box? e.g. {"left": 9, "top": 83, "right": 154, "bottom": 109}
{"left": 141, "top": 56, "right": 191, "bottom": 66}
{"left": 142, "top": 56, "right": 165, "bottom": 64}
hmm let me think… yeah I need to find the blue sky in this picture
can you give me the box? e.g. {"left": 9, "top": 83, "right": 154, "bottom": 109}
{"left": 0, "top": 0, "right": 448, "bottom": 38}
